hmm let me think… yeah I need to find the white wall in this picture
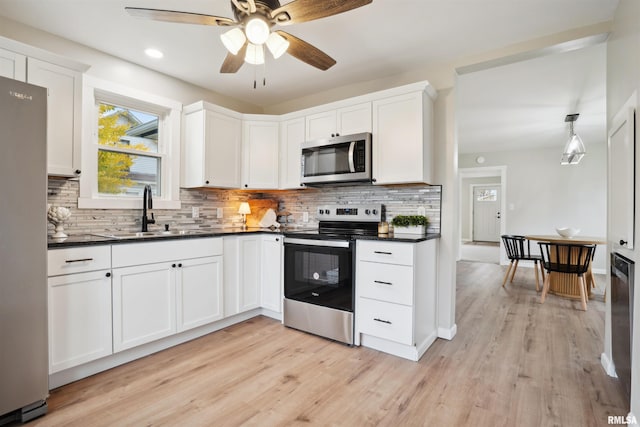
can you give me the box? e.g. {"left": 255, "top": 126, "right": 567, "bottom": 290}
{"left": 607, "top": 0, "right": 640, "bottom": 417}
{"left": 459, "top": 144, "right": 608, "bottom": 272}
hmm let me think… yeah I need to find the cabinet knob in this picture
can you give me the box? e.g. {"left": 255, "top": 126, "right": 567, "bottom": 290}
{"left": 205, "top": 180, "right": 210, "bottom": 184}
{"left": 336, "top": 133, "right": 340, "bottom": 136}
{"left": 244, "top": 184, "right": 248, "bottom": 188}
{"left": 620, "top": 240, "right": 628, "bottom": 246}
{"left": 172, "top": 263, "right": 177, "bottom": 268}
{"left": 372, "top": 178, "right": 377, "bottom": 183}
{"left": 275, "top": 238, "right": 279, "bottom": 242}
{"left": 105, "top": 272, "right": 111, "bottom": 278}
{"left": 74, "top": 169, "right": 81, "bottom": 175}
{"left": 300, "top": 184, "right": 304, "bottom": 187}
{"left": 178, "top": 263, "right": 183, "bottom": 268}
{"left": 331, "top": 133, "right": 335, "bottom": 137}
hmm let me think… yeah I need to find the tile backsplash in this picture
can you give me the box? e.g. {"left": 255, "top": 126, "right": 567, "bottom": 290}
{"left": 47, "top": 179, "right": 441, "bottom": 236}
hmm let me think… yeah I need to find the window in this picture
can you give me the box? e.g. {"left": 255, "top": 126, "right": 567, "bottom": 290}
{"left": 475, "top": 189, "right": 497, "bottom": 202}
{"left": 79, "top": 76, "right": 181, "bottom": 209}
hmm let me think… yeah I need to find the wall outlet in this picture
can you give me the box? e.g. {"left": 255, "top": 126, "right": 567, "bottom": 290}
{"left": 417, "top": 206, "right": 426, "bottom": 216}
{"left": 302, "top": 211, "right": 309, "bottom": 223}
{"left": 216, "top": 207, "right": 223, "bottom": 218}
{"left": 192, "top": 206, "right": 199, "bottom": 219}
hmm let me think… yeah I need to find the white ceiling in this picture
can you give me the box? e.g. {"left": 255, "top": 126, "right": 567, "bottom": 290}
{"left": 0, "top": 0, "right": 617, "bottom": 153}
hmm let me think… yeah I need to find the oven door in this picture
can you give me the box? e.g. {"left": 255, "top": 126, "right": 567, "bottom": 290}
{"left": 284, "top": 238, "right": 354, "bottom": 312}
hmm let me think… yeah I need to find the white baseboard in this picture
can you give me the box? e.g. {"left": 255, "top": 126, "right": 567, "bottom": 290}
{"left": 601, "top": 352, "right": 618, "bottom": 377}
{"left": 438, "top": 323, "right": 457, "bottom": 340}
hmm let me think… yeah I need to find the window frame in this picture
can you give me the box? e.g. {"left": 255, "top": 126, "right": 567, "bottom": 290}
{"left": 78, "top": 76, "right": 182, "bottom": 209}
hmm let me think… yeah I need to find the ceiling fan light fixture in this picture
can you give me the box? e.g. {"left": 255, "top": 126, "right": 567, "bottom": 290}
{"left": 266, "top": 32, "right": 289, "bottom": 59}
{"left": 220, "top": 28, "right": 247, "bottom": 55}
{"left": 245, "top": 43, "right": 265, "bottom": 65}
{"left": 561, "top": 113, "right": 586, "bottom": 165}
{"left": 244, "top": 17, "right": 270, "bottom": 45}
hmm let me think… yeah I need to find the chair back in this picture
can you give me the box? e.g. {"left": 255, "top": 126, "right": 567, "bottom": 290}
{"left": 537, "top": 242, "right": 596, "bottom": 275}
{"left": 502, "top": 235, "right": 532, "bottom": 260}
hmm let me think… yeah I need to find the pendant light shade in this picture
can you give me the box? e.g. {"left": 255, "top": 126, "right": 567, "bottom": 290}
{"left": 561, "top": 113, "right": 585, "bottom": 165}
{"left": 220, "top": 28, "right": 246, "bottom": 55}
{"left": 266, "top": 32, "right": 289, "bottom": 59}
{"left": 245, "top": 43, "right": 265, "bottom": 65}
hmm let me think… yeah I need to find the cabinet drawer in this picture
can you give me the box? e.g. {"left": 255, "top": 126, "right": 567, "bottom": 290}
{"left": 112, "top": 237, "right": 223, "bottom": 267}
{"left": 357, "top": 240, "right": 414, "bottom": 266}
{"left": 358, "top": 261, "right": 413, "bottom": 305}
{"left": 48, "top": 245, "right": 111, "bottom": 276}
{"left": 358, "top": 297, "right": 413, "bottom": 345}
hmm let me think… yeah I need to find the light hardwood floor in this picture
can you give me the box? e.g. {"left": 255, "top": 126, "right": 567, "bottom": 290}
{"left": 29, "top": 261, "right": 628, "bottom": 426}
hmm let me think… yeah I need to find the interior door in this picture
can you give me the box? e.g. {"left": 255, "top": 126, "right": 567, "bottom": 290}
{"left": 473, "top": 185, "right": 501, "bottom": 242}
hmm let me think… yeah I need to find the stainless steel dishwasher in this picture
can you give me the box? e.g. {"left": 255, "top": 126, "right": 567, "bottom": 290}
{"left": 611, "top": 252, "right": 634, "bottom": 406}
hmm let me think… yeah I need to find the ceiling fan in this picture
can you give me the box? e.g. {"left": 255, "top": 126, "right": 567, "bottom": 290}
{"left": 125, "top": 0, "right": 373, "bottom": 74}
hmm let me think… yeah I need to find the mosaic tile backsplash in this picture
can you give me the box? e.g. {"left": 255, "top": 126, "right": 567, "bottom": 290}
{"left": 47, "top": 179, "right": 441, "bottom": 237}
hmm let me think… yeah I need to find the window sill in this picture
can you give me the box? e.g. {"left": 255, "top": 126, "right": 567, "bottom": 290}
{"left": 78, "top": 197, "right": 181, "bottom": 210}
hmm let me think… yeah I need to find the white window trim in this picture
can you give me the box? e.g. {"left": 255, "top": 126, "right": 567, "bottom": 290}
{"left": 78, "top": 75, "right": 182, "bottom": 209}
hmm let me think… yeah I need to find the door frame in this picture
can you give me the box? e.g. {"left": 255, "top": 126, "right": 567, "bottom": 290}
{"left": 470, "top": 183, "right": 501, "bottom": 242}
{"left": 458, "top": 166, "right": 508, "bottom": 264}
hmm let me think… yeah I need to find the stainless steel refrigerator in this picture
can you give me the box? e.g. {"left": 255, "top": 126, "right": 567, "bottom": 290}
{"left": 0, "top": 75, "right": 49, "bottom": 422}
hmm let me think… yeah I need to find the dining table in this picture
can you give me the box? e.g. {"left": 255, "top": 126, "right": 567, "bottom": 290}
{"left": 524, "top": 234, "right": 606, "bottom": 300}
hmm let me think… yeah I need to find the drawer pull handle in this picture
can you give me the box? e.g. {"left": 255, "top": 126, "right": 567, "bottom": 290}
{"left": 65, "top": 258, "right": 94, "bottom": 263}
{"left": 374, "top": 251, "right": 392, "bottom": 255}
{"left": 374, "top": 280, "right": 392, "bottom": 286}
{"left": 374, "top": 318, "right": 392, "bottom": 325}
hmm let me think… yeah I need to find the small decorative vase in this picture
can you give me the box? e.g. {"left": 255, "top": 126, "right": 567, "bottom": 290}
{"left": 47, "top": 206, "right": 72, "bottom": 238}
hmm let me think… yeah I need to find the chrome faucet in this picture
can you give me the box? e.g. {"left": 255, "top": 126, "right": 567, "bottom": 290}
{"left": 141, "top": 184, "right": 155, "bottom": 232}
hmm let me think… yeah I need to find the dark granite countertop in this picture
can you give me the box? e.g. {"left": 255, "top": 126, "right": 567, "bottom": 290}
{"left": 48, "top": 227, "right": 440, "bottom": 249}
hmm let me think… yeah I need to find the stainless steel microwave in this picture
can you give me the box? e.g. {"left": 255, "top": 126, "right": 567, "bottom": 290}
{"left": 300, "top": 132, "right": 372, "bottom": 185}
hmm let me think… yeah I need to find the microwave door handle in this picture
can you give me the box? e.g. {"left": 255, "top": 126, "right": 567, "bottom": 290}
{"left": 348, "top": 141, "right": 356, "bottom": 173}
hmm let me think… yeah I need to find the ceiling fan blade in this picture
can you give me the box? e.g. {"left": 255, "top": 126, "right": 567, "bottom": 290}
{"left": 276, "top": 31, "right": 336, "bottom": 71}
{"left": 271, "top": 0, "right": 372, "bottom": 25}
{"left": 125, "top": 7, "right": 236, "bottom": 26}
{"left": 220, "top": 42, "right": 248, "bottom": 73}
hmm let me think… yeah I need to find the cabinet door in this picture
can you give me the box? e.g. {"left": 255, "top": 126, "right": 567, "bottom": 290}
{"left": 205, "top": 110, "right": 242, "bottom": 188}
{"left": 239, "top": 236, "right": 261, "bottom": 311}
{"left": 48, "top": 270, "right": 112, "bottom": 373}
{"left": 261, "top": 235, "right": 283, "bottom": 313}
{"left": 373, "top": 91, "right": 431, "bottom": 185}
{"left": 305, "top": 110, "right": 337, "bottom": 140}
{"left": 177, "top": 256, "right": 223, "bottom": 332}
{"left": 27, "top": 57, "right": 82, "bottom": 177}
{"left": 112, "top": 263, "right": 176, "bottom": 352}
{"left": 279, "top": 117, "right": 305, "bottom": 189}
{"left": 242, "top": 120, "right": 279, "bottom": 189}
{"left": 337, "top": 102, "right": 372, "bottom": 135}
{"left": 0, "top": 47, "right": 26, "bottom": 81}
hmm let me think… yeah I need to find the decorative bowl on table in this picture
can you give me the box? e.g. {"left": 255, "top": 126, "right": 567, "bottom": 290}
{"left": 47, "top": 205, "right": 72, "bottom": 238}
{"left": 555, "top": 227, "right": 580, "bottom": 238}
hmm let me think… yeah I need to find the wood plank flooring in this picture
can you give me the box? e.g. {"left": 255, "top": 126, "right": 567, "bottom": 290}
{"left": 29, "top": 261, "right": 628, "bottom": 426}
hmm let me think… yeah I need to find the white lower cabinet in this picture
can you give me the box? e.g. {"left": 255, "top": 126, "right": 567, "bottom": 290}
{"left": 177, "top": 256, "right": 223, "bottom": 332}
{"left": 111, "top": 238, "right": 223, "bottom": 352}
{"left": 112, "top": 262, "right": 176, "bottom": 352}
{"left": 356, "top": 239, "right": 437, "bottom": 361}
{"left": 260, "top": 234, "right": 283, "bottom": 313}
{"left": 47, "top": 245, "right": 112, "bottom": 374}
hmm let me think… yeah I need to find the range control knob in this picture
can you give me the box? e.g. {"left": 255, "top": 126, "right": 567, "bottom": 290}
{"left": 318, "top": 209, "right": 324, "bottom": 215}
{"left": 372, "top": 209, "right": 378, "bottom": 215}
{"left": 325, "top": 209, "right": 330, "bottom": 215}
{"left": 365, "top": 209, "right": 371, "bottom": 215}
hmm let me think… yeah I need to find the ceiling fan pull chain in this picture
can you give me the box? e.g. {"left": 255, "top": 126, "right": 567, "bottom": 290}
{"left": 263, "top": 61, "right": 266, "bottom": 87}
{"left": 253, "top": 65, "right": 257, "bottom": 89}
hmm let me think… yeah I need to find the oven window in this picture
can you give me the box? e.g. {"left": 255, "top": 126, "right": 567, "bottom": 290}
{"left": 284, "top": 244, "right": 353, "bottom": 311}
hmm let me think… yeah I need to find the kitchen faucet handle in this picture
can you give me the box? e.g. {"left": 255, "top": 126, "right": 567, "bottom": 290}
{"left": 150, "top": 212, "right": 156, "bottom": 224}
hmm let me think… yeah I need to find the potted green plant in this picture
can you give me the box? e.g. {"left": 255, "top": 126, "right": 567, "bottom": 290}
{"left": 391, "top": 215, "right": 429, "bottom": 235}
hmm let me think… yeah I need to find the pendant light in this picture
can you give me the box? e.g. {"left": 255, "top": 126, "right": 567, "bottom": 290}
{"left": 561, "top": 113, "right": 586, "bottom": 165}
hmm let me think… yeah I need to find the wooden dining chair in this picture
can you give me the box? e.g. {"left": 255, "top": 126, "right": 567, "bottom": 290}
{"left": 538, "top": 242, "right": 596, "bottom": 311}
{"left": 501, "top": 235, "right": 545, "bottom": 291}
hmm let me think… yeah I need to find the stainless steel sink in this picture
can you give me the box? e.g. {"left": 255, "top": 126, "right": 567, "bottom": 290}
{"left": 91, "top": 229, "right": 209, "bottom": 239}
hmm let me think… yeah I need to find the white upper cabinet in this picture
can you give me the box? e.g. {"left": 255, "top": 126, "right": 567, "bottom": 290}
{"left": 372, "top": 89, "right": 434, "bottom": 185}
{"left": 0, "top": 47, "right": 25, "bottom": 80}
{"left": 27, "top": 58, "right": 83, "bottom": 177}
{"left": 242, "top": 119, "right": 280, "bottom": 189}
{"left": 182, "top": 102, "right": 242, "bottom": 188}
{"left": 279, "top": 116, "right": 305, "bottom": 189}
{"left": 305, "top": 102, "right": 372, "bottom": 141}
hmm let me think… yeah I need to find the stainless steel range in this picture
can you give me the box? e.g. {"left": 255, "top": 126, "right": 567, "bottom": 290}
{"left": 283, "top": 204, "right": 383, "bottom": 345}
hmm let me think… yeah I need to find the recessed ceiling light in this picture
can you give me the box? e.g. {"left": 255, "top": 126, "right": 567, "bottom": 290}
{"left": 144, "top": 48, "right": 163, "bottom": 59}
